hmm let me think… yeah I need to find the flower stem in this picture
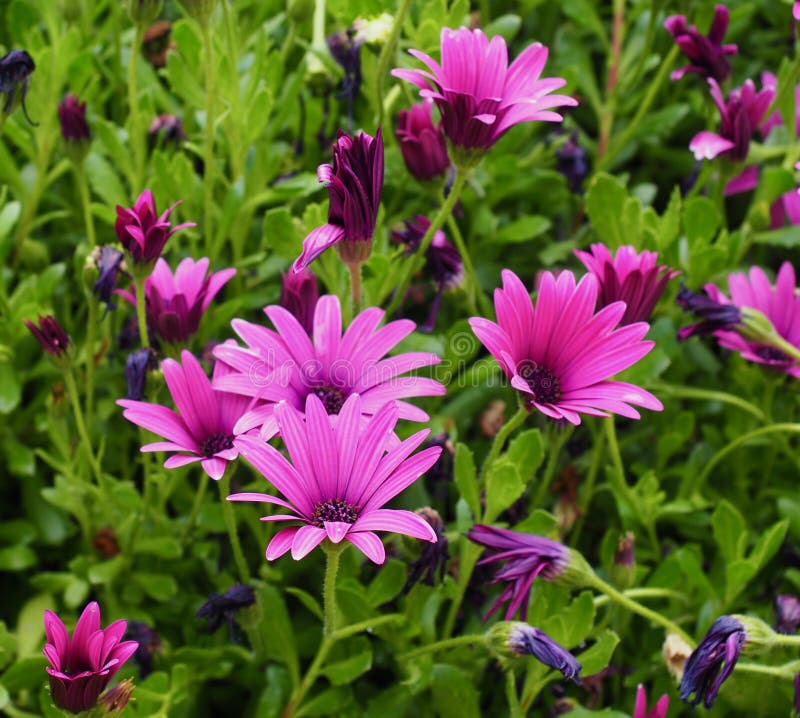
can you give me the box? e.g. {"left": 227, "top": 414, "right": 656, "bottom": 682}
{"left": 128, "top": 23, "right": 145, "bottom": 189}
{"left": 84, "top": 295, "right": 98, "bottom": 429}
{"left": 347, "top": 261, "right": 362, "bottom": 312}
{"left": 282, "top": 636, "right": 335, "bottom": 718}
{"left": 386, "top": 166, "right": 467, "bottom": 317}
{"left": 374, "top": 0, "right": 412, "bottom": 130}
{"left": 181, "top": 471, "right": 210, "bottom": 545}
{"left": 64, "top": 366, "right": 106, "bottom": 495}
{"left": 219, "top": 474, "right": 251, "bottom": 583}
{"left": 202, "top": 20, "right": 216, "bottom": 257}
{"left": 592, "top": 587, "right": 688, "bottom": 608}
{"left": 649, "top": 383, "right": 766, "bottom": 421}
{"left": 530, "top": 425, "right": 573, "bottom": 508}
{"left": 773, "top": 634, "right": 800, "bottom": 648}
{"left": 323, "top": 541, "right": 346, "bottom": 636}
{"left": 75, "top": 163, "right": 96, "bottom": 247}
{"left": 480, "top": 405, "right": 528, "bottom": 481}
{"left": 588, "top": 573, "right": 694, "bottom": 646}
{"left": 505, "top": 670, "right": 524, "bottom": 718}
{"left": 400, "top": 633, "right": 485, "bottom": 660}
{"left": 442, "top": 541, "right": 483, "bottom": 639}
{"left": 445, "top": 213, "right": 488, "bottom": 317}
{"left": 133, "top": 271, "right": 150, "bottom": 349}
{"left": 736, "top": 660, "right": 800, "bottom": 680}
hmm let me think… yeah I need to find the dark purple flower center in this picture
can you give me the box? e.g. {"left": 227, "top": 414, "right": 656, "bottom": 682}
{"left": 755, "top": 346, "right": 789, "bottom": 362}
{"left": 312, "top": 499, "right": 359, "bottom": 527}
{"left": 519, "top": 361, "right": 561, "bottom": 404}
{"left": 202, "top": 433, "right": 234, "bottom": 458}
{"left": 312, "top": 385, "right": 347, "bottom": 415}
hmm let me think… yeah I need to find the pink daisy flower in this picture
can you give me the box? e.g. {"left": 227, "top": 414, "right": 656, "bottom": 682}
{"left": 688, "top": 262, "right": 800, "bottom": 377}
{"left": 117, "top": 257, "right": 235, "bottom": 345}
{"left": 117, "top": 347, "right": 252, "bottom": 479}
{"left": 574, "top": 243, "right": 678, "bottom": 325}
{"left": 391, "top": 27, "right": 577, "bottom": 152}
{"left": 469, "top": 269, "right": 662, "bottom": 424}
{"left": 212, "top": 294, "right": 445, "bottom": 438}
{"left": 634, "top": 684, "right": 670, "bottom": 718}
{"left": 43, "top": 602, "right": 138, "bottom": 715}
{"left": 664, "top": 4, "right": 737, "bottom": 83}
{"left": 230, "top": 394, "right": 441, "bottom": 564}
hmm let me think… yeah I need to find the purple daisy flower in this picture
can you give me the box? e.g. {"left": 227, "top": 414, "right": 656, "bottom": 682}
{"left": 212, "top": 294, "right": 445, "bottom": 438}
{"left": 229, "top": 393, "right": 441, "bottom": 564}
{"left": 664, "top": 4, "right": 737, "bottom": 82}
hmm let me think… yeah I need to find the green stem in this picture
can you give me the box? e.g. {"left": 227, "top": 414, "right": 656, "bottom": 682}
{"left": 374, "top": 0, "right": 413, "bottom": 129}
{"left": 64, "top": 366, "right": 106, "bottom": 494}
{"left": 128, "top": 23, "right": 145, "bottom": 188}
{"left": 774, "top": 634, "right": 800, "bottom": 648}
{"left": 650, "top": 384, "right": 766, "bottom": 421}
{"left": 202, "top": 21, "right": 216, "bottom": 256}
{"left": 401, "top": 633, "right": 485, "bottom": 660}
{"left": 181, "top": 472, "right": 210, "bottom": 544}
{"left": 348, "top": 262, "right": 362, "bottom": 313}
{"left": 219, "top": 474, "right": 251, "bottom": 583}
{"left": 530, "top": 425, "right": 573, "bottom": 508}
{"left": 480, "top": 405, "right": 528, "bottom": 481}
{"left": 133, "top": 272, "right": 150, "bottom": 349}
{"left": 692, "top": 424, "right": 800, "bottom": 497}
{"left": 85, "top": 295, "right": 98, "bottom": 429}
{"left": 445, "top": 213, "right": 485, "bottom": 317}
{"left": 386, "top": 167, "right": 467, "bottom": 317}
{"left": 588, "top": 573, "right": 694, "bottom": 646}
{"left": 505, "top": 670, "right": 524, "bottom": 718}
{"left": 282, "top": 636, "right": 335, "bottom": 718}
{"left": 442, "top": 542, "right": 482, "bottom": 639}
{"left": 75, "top": 163, "right": 96, "bottom": 247}
{"left": 323, "top": 541, "right": 346, "bottom": 636}
{"left": 592, "top": 587, "right": 688, "bottom": 608}
{"left": 332, "top": 613, "right": 403, "bottom": 641}
{"left": 571, "top": 422, "right": 605, "bottom": 543}
{"left": 736, "top": 660, "right": 800, "bottom": 680}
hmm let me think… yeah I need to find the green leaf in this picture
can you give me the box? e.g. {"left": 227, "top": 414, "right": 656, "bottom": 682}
{"left": 753, "top": 225, "right": 800, "bottom": 248}
{"left": 577, "top": 630, "right": 620, "bottom": 677}
{"left": 295, "top": 686, "right": 353, "bottom": 717}
{"left": 285, "top": 587, "right": 323, "bottom": 620}
{"left": 322, "top": 638, "right": 372, "bottom": 685}
{"left": 134, "top": 536, "right": 182, "bottom": 559}
{"left": 0, "top": 363, "right": 21, "bottom": 414}
{"left": 258, "top": 585, "right": 299, "bottom": 679}
{"left": 366, "top": 559, "right": 407, "bottom": 607}
{"left": 712, "top": 500, "right": 747, "bottom": 564}
{"left": 84, "top": 153, "right": 127, "bottom": 208}
{"left": 15, "top": 593, "right": 53, "bottom": 658}
{"left": 133, "top": 572, "right": 178, "bottom": 601}
{"left": 87, "top": 556, "right": 127, "bottom": 585}
{"left": 496, "top": 215, "right": 551, "bottom": 244}
{"left": 683, "top": 197, "right": 720, "bottom": 244}
{"left": 505, "top": 429, "right": 545, "bottom": 480}
{"left": 263, "top": 206, "right": 300, "bottom": 259}
{"left": 484, "top": 456, "right": 524, "bottom": 523}
{"left": 453, "top": 443, "right": 480, "bottom": 519}
{"left": 0, "top": 544, "right": 36, "bottom": 571}
{"left": 586, "top": 173, "right": 628, "bottom": 248}
{"left": 542, "top": 591, "right": 595, "bottom": 648}
{"left": 430, "top": 664, "right": 481, "bottom": 718}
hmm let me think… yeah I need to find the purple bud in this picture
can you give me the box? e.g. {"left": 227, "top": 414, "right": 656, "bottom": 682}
{"left": 396, "top": 100, "right": 450, "bottom": 181}
{"left": 148, "top": 114, "right": 186, "bottom": 151}
{"left": 404, "top": 507, "right": 449, "bottom": 591}
{"left": 280, "top": 268, "right": 319, "bottom": 335}
{"left": 775, "top": 594, "right": 800, "bottom": 635}
{"left": 24, "top": 315, "right": 70, "bottom": 358}
{"left": 507, "top": 624, "right": 582, "bottom": 684}
{"left": 555, "top": 132, "right": 589, "bottom": 193}
{"left": 124, "top": 621, "right": 161, "bottom": 678}
{"left": 196, "top": 584, "right": 257, "bottom": 643}
{"left": 92, "top": 246, "right": 125, "bottom": 309}
{"left": 125, "top": 348, "right": 157, "bottom": 400}
{"left": 676, "top": 283, "right": 742, "bottom": 340}
{"left": 664, "top": 5, "right": 737, "bottom": 83}
{"left": 58, "top": 93, "right": 90, "bottom": 143}
{"left": 0, "top": 50, "right": 36, "bottom": 125}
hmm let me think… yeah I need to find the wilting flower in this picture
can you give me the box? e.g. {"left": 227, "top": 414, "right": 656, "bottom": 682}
{"left": 293, "top": 129, "right": 384, "bottom": 272}
{"left": 469, "top": 269, "right": 662, "bottom": 424}
{"left": 679, "top": 616, "right": 746, "bottom": 709}
{"left": 25, "top": 315, "right": 70, "bottom": 359}
{"left": 125, "top": 348, "right": 157, "bottom": 400}
{"left": 117, "top": 348, "right": 252, "bottom": 479}
{"left": 775, "top": 594, "right": 800, "bottom": 635}
{"left": 115, "top": 189, "right": 195, "bottom": 267}
{"left": 392, "top": 215, "right": 463, "bottom": 331}
{"left": 503, "top": 623, "right": 582, "bottom": 684}
{"left": 664, "top": 5, "right": 737, "bottom": 82}
{"left": 117, "top": 257, "right": 235, "bottom": 345}
{"left": 663, "top": 632, "right": 693, "bottom": 681}
{"left": 678, "top": 263, "right": 800, "bottom": 376}
{"left": 230, "top": 394, "right": 441, "bottom": 564}
{"left": 92, "top": 246, "right": 125, "bottom": 310}
{"left": 212, "top": 294, "right": 445, "bottom": 438}
{"left": 404, "top": 507, "right": 449, "bottom": 591}
{"left": 196, "top": 584, "right": 256, "bottom": 640}
{"left": 0, "top": 50, "right": 36, "bottom": 124}
{"left": 58, "top": 93, "right": 90, "bottom": 143}
{"left": 396, "top": 100, "right": 450, "bottom": 181}
{"left": 328, "top": 28, "right": 363, "bottom": 123}
{"left": 43, "top": 602, "right": 138, "bottom": 715}
{"left": 148, "top": 114, "right": 186, "bottom": 151}
{"left": 280, "top": 267, "right": 319, "bottom": 335}
{"left": 574, "top": 244, "right": 678, "bottom": 325}
{"left": 689, "top": 79, "right": 775, "bottom": 162}
{"left": 142, "top": 20, "right": 173, "bottom": 67}
{"left": 633, "top": 684, "right": 669, "bottom": 718}
{"left": 124, "top": 621, "right": 160, "bottom": 678}
{"left": 467, "top": 525, "right": 589, "bottom": 620}
{"left": 391, "top": 27, "right": 577, "bottom": 154}
{"left": 555, "top": 131, "right": 589, "bottom": 193}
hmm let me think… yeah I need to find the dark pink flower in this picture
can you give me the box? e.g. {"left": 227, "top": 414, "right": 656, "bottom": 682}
{"left": 467, "top": 525, "right": 570, "bottom": 620}
{"left": 229, "top": 394, "right": 441, "bottom": 564}
{"left": 24, "top": 315, "right": 70, "bottom": 358}
{"left": 117, "top": 348, "right": 252, "bottom": 479}
{"left": 634, "top": 684, "right": 669, "bottom": 718}
{"left": 469, "top": 269, "right": 662, "bottom": 424}
{"left": 574, "top": 243, "right": 678, "bottom": 325}
{"left": 58, "top": 93, "right": 89, "bottom": 142}
{"left": 664, "top": 5, "right": 737, "bottom": 82}
{"left": 293, "top": 129, "right": 384, "bottom": 272}
{"left": 795, "top": 2, "right": 800, "bottom": 21}
{"left": 689, "top": 79, "right": 775, "bottom": 162}
{"left": 212, "top": 294, "right": 445, "bottom": 438}
{"left": 114, "top": 189, "right": 195, "bottom": 267}
{"left": 396, "top": 99, "right": 450, "bottom": 181}
{"left": 280, "top": 267, "right": 319, "bottom": 335}
{"left": 43, "top": 602, "right": 138, "bottom": 715}
{"left": 117, "top": 257, "right": 235, "bottom": 345}
{"left": 391, "top": 27, "right": 577, "bottom": 152}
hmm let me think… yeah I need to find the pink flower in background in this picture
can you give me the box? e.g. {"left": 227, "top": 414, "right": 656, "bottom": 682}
{"left": 118, "top": 257, "right": 235, "bottom": 345}
{"left": 213, "top": 294, "right": 445, "bottom": 438}
{"left": 114, "top": 189, "right": 195, "bottom": 266}
{"left": 230, "top": 394, "right": 441, "bottom": 564}
{"left": 633, "top": 684, "right": 669, "bottom": 718}
{"left": 392, "top": 27, "right": 577, "bottom": 151}
{"left": 686, "top": 262, "right": 800, "bottom": 377}
{"left": 280, "top": 267, "right": 319, "bottom": 335}
{"left": 43, "top": 602, "right": 138, "bottom": 715}
{"left": 58, "top": 93, "right": 89, "bottom": 143}
{"left": 396, "top": 99, "right": 450, "bottom": 181}
{"left": 469, "top": 269, "right": 662, "bottom": 424}
{"left": 293, "top": 129, "right": 384, "bottom": 272}
{"left": 664, "top": 4, "right": 737, "bottom": 82}
{"left": 689, "top": 79, "right": 774, "bottom": 162}
{"left": 574, "top": 243, "right": 678, "bottom": 325}
{"left": 118, "top": 348, "right": 252, "bottom": 479}
{"left": 795, "top": 2, "right": 800, "bottom": 21}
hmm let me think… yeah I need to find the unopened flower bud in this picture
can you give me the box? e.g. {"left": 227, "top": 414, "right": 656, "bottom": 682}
{"left": 611, "top": 532, "right": 636, "bottom": 589}
{"left": 128, "top": 0, "right": 162, "bottom": 26}
{"left": 142, "top": 21, "right": 173, "bottom": 68}
{"left": 775, "top": 594, "right": 800, "bottom": 635}
{"left": 97, "top": 678, "right": 135, "bottom": 716}
{"left": 24, "top": 315, "right": 70, "bottom": 361}
{"left": 663, "top": 632, "right": 692, "bottom": 681}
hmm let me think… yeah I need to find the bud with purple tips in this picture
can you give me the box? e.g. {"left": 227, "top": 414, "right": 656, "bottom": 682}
{"left": 488, "top": 622, "right": 582, "bottom": 684}
{"left": 25, "top": 315, "right": 70, "bottom": 360}
{"left": 58, "top": 93, "right": 90, "bottom": 162}
{"left": 404, "top": 507, "right": 449, "bottom": 592}
{"left": 125, "top": 348, "right": 157, "bottom": 400}
{"left": 280, "top": 268, "right": 319, "bottom": 335}
{"left": 92, "top": 246, "right": 125, "bottom": 310}
{"left": 396, "top": 100, "right": 450, "bottom": 182}
{"left": 148, "top": 114, "right": 185, "bottom": 151}
{"left": 664, "top": 5, "right": 737, "bottom": 83}
{"left": 676, "top": 284, "right": 742, "bottom": 340}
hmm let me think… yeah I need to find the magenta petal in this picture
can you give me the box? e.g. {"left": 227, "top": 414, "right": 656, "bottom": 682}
{"left": 291, "top": 524, "right": 327, "bottom": 560}
{"left": 689, "top": 131, "right": 735, "bottom": 160}
{"left": 267, "top": 527, "right": 299, "bottom": 560}
{"left": 347, "top": 531, "right": 386, "bottom": 564}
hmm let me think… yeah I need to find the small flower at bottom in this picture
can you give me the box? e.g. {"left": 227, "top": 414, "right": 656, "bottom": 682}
{"left": 25, "top": 315, "right": 70, "bottom": 359}
{"left": 43, "top": 602, "right": 138, "bottom": 715}
{"left": 467, "top": 525, "right": 593, "bottom": 620}
{"left": 633, "top": 684, "right": 669, "bottom": 718}
{"left": 487, "top": 622, "right": 581, "bottom": 684}
{"left": 229, "top": 393, "right": 441, "bottom": 564}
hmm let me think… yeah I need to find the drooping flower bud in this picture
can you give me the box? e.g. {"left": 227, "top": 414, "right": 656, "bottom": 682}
{"left": 0, "top": 50, "right": 36, "bottom": 125}
{"left": 97, "top": 677, "right": 135, "bottom": 716}
{"left": 611, "top": 532, "right": 636, "bottom": 589}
